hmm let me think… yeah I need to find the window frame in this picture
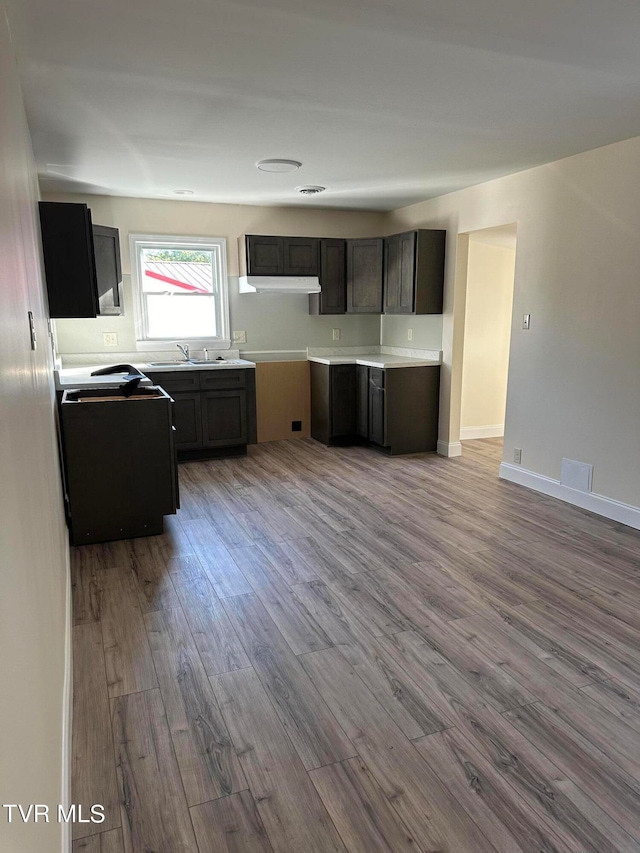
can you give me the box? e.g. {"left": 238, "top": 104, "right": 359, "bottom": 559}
{"left": 130, "top": 233, "right": 230, "bottom": 352}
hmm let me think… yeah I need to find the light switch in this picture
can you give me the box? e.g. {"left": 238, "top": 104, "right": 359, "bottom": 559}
{"left": 522, "top": 314, "right": 531, "bottom": 330}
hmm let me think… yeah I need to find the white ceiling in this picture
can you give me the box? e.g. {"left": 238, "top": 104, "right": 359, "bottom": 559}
{"left": 8, "top": 0, "right": 640, "bottom": 210}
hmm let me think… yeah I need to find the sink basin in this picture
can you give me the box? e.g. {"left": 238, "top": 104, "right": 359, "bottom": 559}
{"left": 148, "top": 360, "right": 191, "bottom": 367}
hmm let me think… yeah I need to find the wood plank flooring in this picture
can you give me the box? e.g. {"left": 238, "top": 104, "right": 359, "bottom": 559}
{"left": 71, "top": 437, "right": 640, "bottom": 852}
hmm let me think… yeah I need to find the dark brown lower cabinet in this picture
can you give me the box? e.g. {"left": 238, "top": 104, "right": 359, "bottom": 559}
{"left": 311, "top": 362, "right": 440, "bottom": 455}
{"left": 145, "top": 369, "right": 256, "bottom": 459}
{"left": 172, "top": 392, "right": 203, "bottom": 449}
{"left": 202, "top": 390, "right": 247, "bottom": 447}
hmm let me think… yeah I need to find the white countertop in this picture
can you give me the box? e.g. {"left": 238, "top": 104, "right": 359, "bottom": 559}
{"left": 308, "top": 354, "right": 440, "bottom": 368}
{"left": 55, "top": 359, "right": 256, "bottom": 390}
{"left": 140, "top": 359, "right": 256, "bottom": 371}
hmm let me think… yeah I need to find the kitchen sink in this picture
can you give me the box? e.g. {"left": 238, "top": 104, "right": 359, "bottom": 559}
{"left": 148, "top": 359, "right": 244, "bottom": 368}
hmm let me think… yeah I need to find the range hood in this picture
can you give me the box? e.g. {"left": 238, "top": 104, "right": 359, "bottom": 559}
{"left": 239, "top": 275, "right": 320, "bottom": 294}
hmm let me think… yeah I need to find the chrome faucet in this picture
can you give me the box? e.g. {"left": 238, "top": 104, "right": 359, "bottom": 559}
{"left": 176, "top": 343, "right": 190, "bottom": 361}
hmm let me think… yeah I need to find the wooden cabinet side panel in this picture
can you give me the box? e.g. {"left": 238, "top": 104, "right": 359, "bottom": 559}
{"left": 39, "top": 201, "right": 99, "bottom": 318}
{"left": 414, "top": 229, "right": 446, "bottom": 314}
{"left": 385, "top": 366, "right": 440, "bottom": 454}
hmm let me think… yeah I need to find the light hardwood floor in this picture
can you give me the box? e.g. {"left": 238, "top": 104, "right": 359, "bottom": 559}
{"left": 71, "top": 438, "right": 640, "bottom": 852}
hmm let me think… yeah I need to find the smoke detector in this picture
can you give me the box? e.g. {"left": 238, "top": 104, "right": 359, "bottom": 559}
{"left": 256, "top": 159, "right": 302, "bottom": 173}
{"left": 297, "top": 185, "right": 326, "bottom": 195}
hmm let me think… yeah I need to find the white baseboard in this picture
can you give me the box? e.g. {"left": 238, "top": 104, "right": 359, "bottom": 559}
{"left": 61, "top": 548, "right": 73, "bottom": 853}
{"left": 499, "top": 462, "right": 640, "bottom": 531}
{"left": 437, "top": 440, "right": 462, "bottom": 458}
{"left": 460, "top": 424, "right": 504, "bottom": 440}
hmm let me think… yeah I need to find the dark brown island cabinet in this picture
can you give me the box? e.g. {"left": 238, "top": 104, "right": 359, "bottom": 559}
{"left": 38, "top": 201, "right": 123, "bottom": 318}
{"left": 310, "top": 362, "right": 440, "bottom": 455}
{"left": 144, "top": 369, "right": 257, "bottom": 460}
{"left": 60, "top": 387, "right": 178, "bottom": 545}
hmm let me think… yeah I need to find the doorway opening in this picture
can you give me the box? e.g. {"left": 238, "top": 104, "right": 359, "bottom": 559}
{"left": 459, "top": 224, "right": 517, "bottom": 466}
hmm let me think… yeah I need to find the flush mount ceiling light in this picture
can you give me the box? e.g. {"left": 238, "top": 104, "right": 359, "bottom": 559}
{"left": 297, "top": 185, "right": 326, "bottom": 195}
{"left": 173, "top": 189, "right": 195, "bottom": 195}
{"left": 256, "top": 159, "right": 302, "bottom": 173}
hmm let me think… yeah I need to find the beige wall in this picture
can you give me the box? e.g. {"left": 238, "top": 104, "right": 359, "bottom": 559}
{"left": 46, "top": 193, "right": 385, "bottom": 355}
{"left": 460, "top": 240, "right": 515, "bottom": 433}
{"left": 0, "top": 7, "right": 70, "bottom": 851}
{"left": 387, "top": 135, "right": 640, "bottom": 507}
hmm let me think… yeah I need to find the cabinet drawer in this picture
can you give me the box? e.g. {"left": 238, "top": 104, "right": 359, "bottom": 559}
{"left": 200, "top": 370, "right": 246, "bottom": 390}
{"left": 145, "top": 371, "right": 201, "bottom": 393}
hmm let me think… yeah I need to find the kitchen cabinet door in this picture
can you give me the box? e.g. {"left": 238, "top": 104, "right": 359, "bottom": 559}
{"left": 172, "top": 392, "right": 203, "bottom": 449}
{"left": 384, "top": 231, "right": 416, "bottom": 314}
{"left": 309, "top": 239, "right": 346, "bottom": 315}
{"left": 201, "top": 390, "right": 248, "bottom": 447}
{"left": 356, "top": 365, "right": 369, "bottom": 438}
{"left": 39, "top": 201, "right": 99, "bottom": 318}
{"left": 93, "top": 223, "right": 122, "bottom": 314}
{"left": 330, "top": 364, "right": 357, "bottom": 436}
{"left": 246, "top": 235, "right": 284, "bottom": 275}
{"left": 346, "top": 238, "right": 383, "bottom": 313}
{"left": 368, "top": 368, "right": 386, "bottom": 446}
{"left": 283, "top": 237, "right": 319, "bottom": 275}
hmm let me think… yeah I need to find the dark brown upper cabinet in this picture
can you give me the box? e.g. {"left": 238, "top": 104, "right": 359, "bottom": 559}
{"left": 39, "top": 202, "right": 123, "bottom": 318}
{"left": 309, "top": 238, "right": 346, "bottom": 315}
{"left": 383, "top": 229, "right": 445, "bottom": 315}
{"left": 39, "top": 201, "right": 99, "bottom": 318}
{"left": 346, "top": 238, "right": 383, "bottom": 314}
{"left": 244, "top": 235, "right": 319, "bottom": 276}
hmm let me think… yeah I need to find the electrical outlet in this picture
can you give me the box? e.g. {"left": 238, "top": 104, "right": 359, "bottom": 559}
{"left": 332, "top": 328, "right": 341, "bottom": 341}
{"left": 522, "top": 314, "right": 531, "bottom": 330}
{"left": 103, "top": 332, "right": 118, "bottom": 347}
{"left": 407, "top": 328, "right": 413, "bottom": 341}
{"left": 233, "top": 330, "right": 247, "bottom": 344}
{"left": 514, "top": 448, "right": 522, "bottom": 464}
{"left": 291, "top": 420, "right": 302, "bottom": 432}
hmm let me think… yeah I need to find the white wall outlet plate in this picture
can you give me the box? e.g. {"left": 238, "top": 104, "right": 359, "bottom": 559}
{"left": 232, "top": 330, "right": 247, "bottom": 344}
{"left": 407, "top": 328, "right": 413, "bottom": 341}
{"left": 513, "top": 448, "right": 522, "bottom": 464}
{"left": 103, "top": 332, "right": 118, "bottom": 346}
{"left": 522, "top": 314, "right": 531, "bottom": 330}
{"left": 332, "top": 328, "right": 341, "bottom": 341}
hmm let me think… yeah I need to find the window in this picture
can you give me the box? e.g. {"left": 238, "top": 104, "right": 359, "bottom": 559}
{"left": 130, "top": 234, "right": 230, "bottom": 350}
